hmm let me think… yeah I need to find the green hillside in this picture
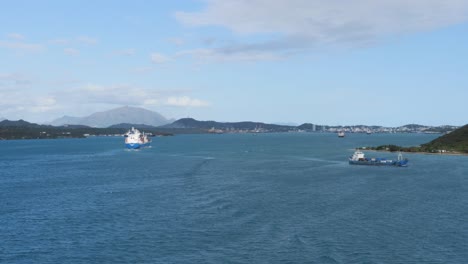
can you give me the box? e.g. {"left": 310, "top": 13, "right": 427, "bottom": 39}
{"left": 368, "top": 124, "right": 468, "bottom": 154}
{"left": 420, "top": 124, "right": 468, "bottom": 153}
{"left": 0, "top": 120, "right": 172, "bottom": 140}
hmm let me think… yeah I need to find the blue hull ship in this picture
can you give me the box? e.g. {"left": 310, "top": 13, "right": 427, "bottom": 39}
{"left": 125, "top": 142, "right": 151, "bottom": 149}
{"left": 349, "top": 150, "right": 408, "bottom": 167}
{"left": 124, "top": 127, "right": 151, "bottom": 149}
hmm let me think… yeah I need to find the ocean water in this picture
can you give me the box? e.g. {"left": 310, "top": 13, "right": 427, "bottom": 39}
{"left": 1, "top": 133, "right": 467, "bottom": 264}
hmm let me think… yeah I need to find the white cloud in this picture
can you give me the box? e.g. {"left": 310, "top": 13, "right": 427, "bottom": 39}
{"left": 165, "top": 96, "right": 210, "bottom": 107}
{"left": 150, "top": 52, "right": 172, "bottom": 64}
{"left": 0, "top": 40, "right": 43, "bottom": 53}
{"left": 0, "top": 81, "right": 208, "bottom": 121}
{"left": 0, "top": 74, "right": 61, "bottom": 119}
{"left": 57, "top": 84, "right": 199, "bottom": 108}
{"left": 143, "top": 99, "right": 159, "bottom": 105}
{"left": 49, "top": 38, "right": 70, "bottom": 45}
{"left": 30, "top": 96, "right": 57, "bottom": 112}
{"left": 0, "top": 73, "right": 31, "bottom": 86}
{"left": 64, "top": 48, "right": 79, "bottom": 56}
{"left": 36, "top": 96, "right": 57, "bottom": 106}
{"left": 175, "top": 0, "right": 468, "bottom": 60}
{"left": 0, "top": 91, "right": 57, "bottom": 114}
{"left": 49, "top": 84, "right": 156, "bottom": 108}
{"left": 167, "top": 37, "right": 185, "bottom": 46}
{"left": 115, "top": 48, "right": 136, "bottom": 56}
{"left": 49, "top": 36, "right": 98, "bottom": 46}
{"left": 7, "top": 33, "right": 25, "bottom": 40}
{"left": 131, "top": 66, "right": 154, "bottom": 74}
{"left": 177, "top": 48, "right": 282, "bottom": 62}
{"left": 177, "top": 0, "right": 468, "bottom": 37}
{"left": 76, "top": 36, "right": 98, "bottom": 45}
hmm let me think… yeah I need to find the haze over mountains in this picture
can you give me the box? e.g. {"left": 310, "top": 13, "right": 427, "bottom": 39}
{"left": 0, "top": 105, "right": 459, "bottom": 134}
{"left": 49, "top": 106, "right": 171, "bottom": 128}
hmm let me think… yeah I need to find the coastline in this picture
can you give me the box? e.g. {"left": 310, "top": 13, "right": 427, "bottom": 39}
{"left": 356, "top": 148, "right": 468, "bottom": 157}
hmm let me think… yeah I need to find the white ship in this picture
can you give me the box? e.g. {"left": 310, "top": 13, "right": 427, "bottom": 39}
{"left": 124, "top": 127, "right": 151, "bottom": 149}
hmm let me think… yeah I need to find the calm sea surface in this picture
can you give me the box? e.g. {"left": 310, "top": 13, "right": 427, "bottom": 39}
{"left": 1, "top": 133, "right": 467, "bottom": 263}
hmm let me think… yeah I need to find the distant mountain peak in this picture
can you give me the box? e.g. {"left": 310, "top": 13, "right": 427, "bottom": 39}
{"left": 49, "top": 106, "right": 170, "bottom": 127}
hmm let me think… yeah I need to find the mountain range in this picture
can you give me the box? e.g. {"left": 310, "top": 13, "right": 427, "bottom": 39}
{"left": 1, "top": 106, "right": 459, "bottom": 134}
{"left": 161, "top": 118, "right": 294, "bottom": 131}
{"left": 49, "top": 106, "right": 171, "bottom": 127}
{"left": 162, "top": 119, "right": 458, "bottom": 134}
{"left": 1, "top": 115, "right": 463, "bottom": 141}
{"left": 2, "top": 118, "right": 466, "bottom": 153}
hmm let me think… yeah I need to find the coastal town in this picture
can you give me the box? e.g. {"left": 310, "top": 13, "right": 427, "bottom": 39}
{"left": 0, "top": 117, "right": 458, "bottom": 140}
{"left": 207, "top": 124, "right": 458, "bottom": 134}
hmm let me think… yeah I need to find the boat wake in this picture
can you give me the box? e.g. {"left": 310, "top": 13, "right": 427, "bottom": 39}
{"left": 168, "top": 154, "right": 215, "bottom": 160}
{"left": 288, "top": 156, "right": 348, "bottom": 169}
{"left": 292, "top": 156, "right": 345, "bottom": 164}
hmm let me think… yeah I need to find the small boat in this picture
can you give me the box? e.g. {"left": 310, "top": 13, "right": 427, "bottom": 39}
{"left": 338, "top": 131, "right": 345, "bottom": 137}
{"left": 124, "top": 127, "right": 151, "bottom": 149}
{"left": 349, "top": 150, "right": 408, "bottom": 167}
{"left": 208, "top": 127, "right": 224, "bottom": 134}
{"left": 253, "top": 125, "right": 263, "bottom": 133}
{"left": 366, "top": 129, "right": 372, "bottom": 135}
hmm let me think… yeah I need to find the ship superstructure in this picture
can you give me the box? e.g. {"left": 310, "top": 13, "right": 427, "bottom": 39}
{"left": 124, "top": 127, "right": 151, "bottom": 149}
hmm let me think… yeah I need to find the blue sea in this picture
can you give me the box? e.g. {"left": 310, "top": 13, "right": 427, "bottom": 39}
{"left": 1, "top": 133, "right": 467, "bottom": 263}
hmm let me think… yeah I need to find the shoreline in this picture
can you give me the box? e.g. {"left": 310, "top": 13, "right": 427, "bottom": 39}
{"left": 356, "top": 148, "right": 468, "bottom": 156}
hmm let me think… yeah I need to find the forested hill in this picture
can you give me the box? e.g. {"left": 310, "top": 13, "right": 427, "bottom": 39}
{"left": 369, "top": 124, "right": 468, "bottom": 154}
{"left": 162, "top": 118, "right": 294, "bottom": 131}
{"left": 421, "top": 124, "right": 468, "bottom": 153}
{"left": 0, "top": 120, "right": 172, "bottom": 140}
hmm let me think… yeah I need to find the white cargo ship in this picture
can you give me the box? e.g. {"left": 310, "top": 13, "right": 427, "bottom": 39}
{"left": 124, "top": 127, "right": 151, "bottom": 149}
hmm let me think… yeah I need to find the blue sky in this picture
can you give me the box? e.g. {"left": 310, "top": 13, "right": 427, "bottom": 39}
{"left": 1, "top": 0, "right": 468, "bottom": 126}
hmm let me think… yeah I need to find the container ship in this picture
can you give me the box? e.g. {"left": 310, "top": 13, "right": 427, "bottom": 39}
{"left": 124, "top": 127, "right": 151, "bottom": 149}
{"left": 349, "top": 150, "right": 408, "bottom": 167}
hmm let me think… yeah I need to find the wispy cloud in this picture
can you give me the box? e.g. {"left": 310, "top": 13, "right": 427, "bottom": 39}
{"left": 150, "top": 52, "right": 172, "bottom": 64}
{"left": 49, "top": 36, "right": 98, "bottom": 46}
{"left": 49, "top": 38, "right": 70, "bottom": 45}
{"left": 0, "top": 72, "right": 57, "bottom": 115}
{"left": 177, "top": 48, "right": 282, "bottom": 62}
{"left": 52, "top": 84, "right": 207, "bottom": 108}
{"left": 131, "top": 66, "right": 154, "bottom": 74}
{"left": 76, "top": 36, "right": 98, "bottom": 45}
{"left": 0, "top": 40, "right": 43, "bottom": 53}
{"left": 165, "top": 96, "right": 210, "bottom": 107}
{"left": 175, "top": 0, "right": 468, "bottom": 60}
{"left": 0, "top": 91, "right": 57, "bottom": 114}
{"left": 30, "top": 96, "right": 57, "bottom": 113}
{"left": 0, "top": 73, "right": 31, "bottom": 87}
{"left": 114, "top": 48, "right": 136, "bottom": 56}
{"left": 177, "top": 0, "right": 468, "bottom": 38}
{"left": 64, "top": 48, "right": 80, "bottom": 56}
{"left": 0, "top": 81, "right": 208, "bottom": 121}
{"left": 167, "top": 37, "right": 185, "bottom": 46}
{"left": 7, "top": 33, "right": 25, "bottom": 40}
